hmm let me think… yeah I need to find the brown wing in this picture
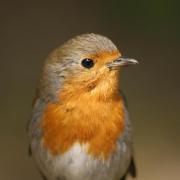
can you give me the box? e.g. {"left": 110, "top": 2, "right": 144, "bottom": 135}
{"left": 120, "top": 156, "right": 137, "bottom": 180}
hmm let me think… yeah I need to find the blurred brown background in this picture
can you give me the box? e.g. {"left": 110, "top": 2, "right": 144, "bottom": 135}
{"left": 0, "top": 0, "right": 180, "bottom": 179}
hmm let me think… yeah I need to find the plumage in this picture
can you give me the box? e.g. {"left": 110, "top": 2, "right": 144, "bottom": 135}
{"left": 28, "top": 33, "right": 137, "bottom": 180}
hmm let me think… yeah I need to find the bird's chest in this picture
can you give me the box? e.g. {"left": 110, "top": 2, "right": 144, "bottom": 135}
{"left": 41, "top": 97, "right": 125, "bottom": 159}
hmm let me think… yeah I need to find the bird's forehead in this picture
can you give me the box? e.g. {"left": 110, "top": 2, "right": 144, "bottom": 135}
{"left": 85, "top": 50, "right": 120, "bottom": 62}
{"left": 67, "top": 34, "right": 121, "bottom": 63}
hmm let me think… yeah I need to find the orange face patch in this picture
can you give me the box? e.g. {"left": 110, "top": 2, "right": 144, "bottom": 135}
{"left": 86, "top": 50, "right": 120, "bottom": 67}
{"left": 41, "top": 50, "right": 124, "bottom": 160}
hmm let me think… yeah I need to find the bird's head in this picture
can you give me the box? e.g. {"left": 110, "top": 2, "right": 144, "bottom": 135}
{"left": 39, "top": 34, "right": 138, "bottom": 156}
{"left": 40, "top": 34, "right": 138, "bottom": 101}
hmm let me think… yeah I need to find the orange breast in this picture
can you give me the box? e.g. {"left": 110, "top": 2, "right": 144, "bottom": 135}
{"left": 41, "top": 94, "right": 124, "bottom": 159}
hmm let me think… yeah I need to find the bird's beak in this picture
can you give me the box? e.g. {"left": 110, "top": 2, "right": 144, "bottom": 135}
{"left": 106, "top": 57, "right": 138, "bottom": 69}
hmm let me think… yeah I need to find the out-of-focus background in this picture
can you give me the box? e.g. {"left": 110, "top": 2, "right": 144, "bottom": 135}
{"left": 1, "top": 0, "right": 180, "bottom": 179}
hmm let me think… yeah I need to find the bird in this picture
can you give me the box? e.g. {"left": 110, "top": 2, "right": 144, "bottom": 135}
{"left": 28, "top": 33, "right": 138, "bottom": 180}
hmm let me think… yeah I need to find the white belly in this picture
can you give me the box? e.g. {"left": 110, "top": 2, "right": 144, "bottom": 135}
{"left": 32, "top": 138, "right": 131, "bottom": 180}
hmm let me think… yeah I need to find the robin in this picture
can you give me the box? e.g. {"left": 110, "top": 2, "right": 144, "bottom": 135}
{"left": 28, "top": 33, "right": 138, "bottom": 180}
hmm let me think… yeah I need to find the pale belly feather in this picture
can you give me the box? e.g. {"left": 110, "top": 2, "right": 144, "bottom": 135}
{"left": 32, "top": 135, "right": 131, "bottom": 180}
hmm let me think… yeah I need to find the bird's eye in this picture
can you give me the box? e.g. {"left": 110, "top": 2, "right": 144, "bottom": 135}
{"left": 81, "top": 58, "right": 94, "bottom": 69}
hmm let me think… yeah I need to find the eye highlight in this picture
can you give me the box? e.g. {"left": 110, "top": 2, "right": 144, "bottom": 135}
{"left": 81, "top": 58, "right": 94, "bottom": 69}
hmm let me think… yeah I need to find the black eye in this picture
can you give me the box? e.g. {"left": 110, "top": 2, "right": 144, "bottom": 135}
{"left": 81, "top": 58, "right": 94, "bottom": 69}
